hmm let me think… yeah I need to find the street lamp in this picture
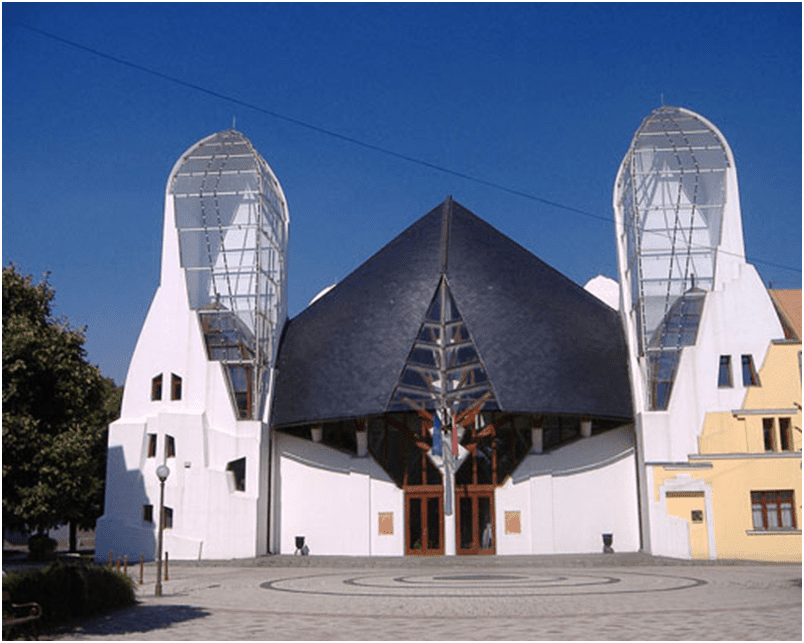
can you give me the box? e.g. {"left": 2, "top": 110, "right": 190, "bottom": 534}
{"left": 155, "top": 464, "right": 170, "bottom": 597}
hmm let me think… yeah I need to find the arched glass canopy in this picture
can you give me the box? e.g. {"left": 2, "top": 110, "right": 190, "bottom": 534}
{"left": 616, "top": 106, "right": 730, "bottom": 409}
{"left": 170, "top": 129, "right": 289, "bottom": 420}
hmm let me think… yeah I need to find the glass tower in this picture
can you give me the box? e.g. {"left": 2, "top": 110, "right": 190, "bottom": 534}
{"left": 615, "top": 106, "right": 730, "bottom": 410}
{"left": 170, "top": 129, "right": 289, "bottom": 420}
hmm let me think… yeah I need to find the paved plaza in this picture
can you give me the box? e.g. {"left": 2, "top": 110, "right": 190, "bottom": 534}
{"left": 43, "top": 554, "right": 801, "bottom": 640}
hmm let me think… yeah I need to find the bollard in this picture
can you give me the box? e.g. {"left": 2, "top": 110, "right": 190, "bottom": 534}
{"left": 164, "top": 551, "right": 169, "bottom": 581}
{"left": 139, "top": 554, "right": 144, "bottom": 585}
{"left": 107, "top": 551, "right": 113, "bottom": 566}
{"left": 124, "top": 555, "right": 128, "bottom": 575}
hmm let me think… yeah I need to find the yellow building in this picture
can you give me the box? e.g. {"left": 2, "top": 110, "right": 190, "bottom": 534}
{"left": 652, "top": 293, "right": 801, "bottom": 562}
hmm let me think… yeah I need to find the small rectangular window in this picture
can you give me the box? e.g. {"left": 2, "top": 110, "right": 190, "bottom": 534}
{"left": 165, "top": 435, "right": 176, "bottom": 459}
{"left": 163, "top": 506, "right": 173, "bottom": 529}
{"left": 147, "top": 433, "right": 157, "bottom": 458}
{"left": 226, "top": 457, "right": 246, "bottom": 492}
{"left": 717, "top": 355, "right": 732, "bottom": 387}
{"left": 171, "top": 374, "right": 182, "bottom": 401}
{"left": 778, "top": 418, "right": 792, "bottom": 452}
{"left": 762, "top": 418, "right": 775, "bottom": 451}
{"left": 751, "top": 490, "right": 796, "bottom": 530}
{"left": 143, "top": 504, "right": 153, "bottom": 522}
{"left": 151, "top": 374, "right": 163, "bottom": 401}
{"left": 741, "top": 355, "right": 760, "bottom": 386}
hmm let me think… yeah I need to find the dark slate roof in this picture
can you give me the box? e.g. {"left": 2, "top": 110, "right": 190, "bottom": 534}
{"left": 271, "top": 198, "right": 633, "bottom": 427}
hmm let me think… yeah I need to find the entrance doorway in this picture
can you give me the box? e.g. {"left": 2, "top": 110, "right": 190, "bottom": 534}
{"left": 405, "top": 491, "right": 444, "bottom": 555}
{"left": 456, "top": 488, "right": 495, "bottom": 554}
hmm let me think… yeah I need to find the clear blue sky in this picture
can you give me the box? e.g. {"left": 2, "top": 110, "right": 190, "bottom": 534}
{"left": 4, "top": 3, "right": 801, "bottom": 385}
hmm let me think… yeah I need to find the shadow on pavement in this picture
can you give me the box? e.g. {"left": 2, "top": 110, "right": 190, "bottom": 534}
{"left": 52, "top": 604, "right": 210, "bottom": 636}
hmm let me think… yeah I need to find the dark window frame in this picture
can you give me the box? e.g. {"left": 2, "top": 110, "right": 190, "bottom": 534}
{"left": 165, "top": 434, "right": 176, "bottom": 459}
{"left": 778, "top": 417, "right": 793, "bottom": 452}
{"left": 741, "top": 354, "right": 760, "bottom": 387}
{"left": 762, "top": 418, "right": 775, "bottom": 452}
{"left": 143, "top": 504, "right": 154, "bottom": 523}
{"left": 751, "top": 490, "right": 796, "bottom": 530}
{"left": 171, "top": 374, "right": 182, "bottom": 401}
{"left": 717, "top": 355, "right": 732, "bottom": 388}
{"left": 147, "top": 433, "right": 157, "bottom": 458}
{"left": 151, "top": 374, "right": 163, "bottom": 401}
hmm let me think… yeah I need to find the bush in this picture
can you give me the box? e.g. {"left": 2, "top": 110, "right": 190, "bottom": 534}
{"left": 2, "top": 561, "right": 136, "bottom": 631}
{"left": 27, "top": 534, "right": 57, "bottom": 561}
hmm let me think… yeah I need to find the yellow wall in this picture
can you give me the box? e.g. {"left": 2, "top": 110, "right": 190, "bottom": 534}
{"left": 699, "top": 342, "right": 801, "bottom": 456}
{"left": 744, "top": 341, "right": 801, "bottom": 412}
{"left": 653, "top": 457, "right": 801, "bottom": 562}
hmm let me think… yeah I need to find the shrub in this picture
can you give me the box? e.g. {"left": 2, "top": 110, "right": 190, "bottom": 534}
{"left": 2, "top": 561, "right": 136, "bottom": 631}
{"left": 27, "top": 534, "right": 57, "bottom": 561}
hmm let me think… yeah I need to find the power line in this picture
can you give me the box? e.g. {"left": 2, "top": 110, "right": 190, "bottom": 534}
{"left": 10, "top": 19, "right": 801, "bottom": 276}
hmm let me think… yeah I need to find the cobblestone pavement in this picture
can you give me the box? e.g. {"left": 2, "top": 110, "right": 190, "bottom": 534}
{"left": 43, "top": 555, "right": 801, "bottom": 640}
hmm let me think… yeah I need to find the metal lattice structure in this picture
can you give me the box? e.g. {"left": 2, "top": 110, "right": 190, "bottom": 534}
{"left": 388, "top": 277, "right": 497, "bottom": 415}
{"left": 170, "top": 129, "right": 289, "bottom": 420}
{"left": 615, "top": 106, "right": 729, "bottom": 409}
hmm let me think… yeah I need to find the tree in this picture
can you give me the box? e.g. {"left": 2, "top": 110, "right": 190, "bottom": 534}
{"left": 2, "top": 264, "right": 120, "bottom": 551}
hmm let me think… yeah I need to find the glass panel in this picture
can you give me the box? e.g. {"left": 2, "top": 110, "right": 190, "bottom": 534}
{"left": 408, "top": 498, "right": 422, "bottom": 551}
{"left": 388, "top": 279, "right": 497, "bottom": 414}
{"left": 763, "top": 418, "right": 775, "bottom": 451}
{"left": 742, "top": 355, "right": 759, "bottom": 386}
{"left": 479, "top": 497, "right": 493, "bottom": 550}
{"left": 781, "top": 502, "right": 793, "bottom": 528}
{"left": 779, "top": 418, "right": 791, "bottom": 451}
{"left": 426, "top": 497, "right": 440, "bottom": 550}
{"left": 766, "top": 502, "right": 779, "bottom": 528}
{"left": 718, "top": 355, "right": 732, "bottom": 387}
{"left": 459, "top": 496, "right": 473, "bottom": 550}
{"left": 752, "top": 503, "right": 764, "bottom": 530}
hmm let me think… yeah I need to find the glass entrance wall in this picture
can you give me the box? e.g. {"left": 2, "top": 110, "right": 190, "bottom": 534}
{"left": 171, "top": 130, "right": 289, "bottom": 419}
{"left": 388, "top": 278, "right": 498, "bottom": 415}
{"left": 616, "top": 107, "right": 728, "bottom": 409}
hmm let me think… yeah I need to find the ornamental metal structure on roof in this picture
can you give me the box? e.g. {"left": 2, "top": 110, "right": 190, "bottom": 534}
{"left": 169, "top": 129, "right": 289, "bottom": 420}
{"left": 271, "top": 197, "right": 632, "bottom": 428}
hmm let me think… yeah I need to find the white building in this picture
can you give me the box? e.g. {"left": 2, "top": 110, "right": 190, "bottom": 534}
{"left": 612, "top": 106, "right": 789, "bottom": 558}
{"left": 96, "top": 130, "right": 641, "bottom": 560}
{"left": 95, "top": 130, "right": 288, "bottom": 560}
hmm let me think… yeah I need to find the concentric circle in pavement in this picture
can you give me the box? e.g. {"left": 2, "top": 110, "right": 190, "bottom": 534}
{"left": 260, "top": 569, "right": 706, "bottom": 597}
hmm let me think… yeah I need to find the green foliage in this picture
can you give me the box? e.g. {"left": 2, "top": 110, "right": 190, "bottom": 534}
{"left": 27, "top": 534, "right": 57, "bottom": 561}
{"left": 3, "top": 562, "right": 136, "bottom": 630}
{"left": 2, "top": 264, "right": 122, "bottom": 536}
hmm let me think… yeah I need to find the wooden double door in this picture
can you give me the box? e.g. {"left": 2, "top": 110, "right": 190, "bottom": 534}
{"left": 455, "top": 486, "right": 495, "bottom": 555}
{"left": 405, "top": 486, "right": 495, "bottom": 556}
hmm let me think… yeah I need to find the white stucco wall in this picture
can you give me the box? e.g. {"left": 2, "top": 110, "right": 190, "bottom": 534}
{"left": 497, "top": 425, "right": 640, "bottom": 555}
{"left": 276, "top": 433, "right": 403, "bottom": 556}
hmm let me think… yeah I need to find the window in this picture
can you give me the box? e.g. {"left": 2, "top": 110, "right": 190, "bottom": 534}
{"left": 717, "top": 355, "right": 732, "bottom": 387}
{"left": 751, "top": 490, "right": 796, "bottom": 530}
{"left": 165, "top": 435, "right": 176, "bottom": 459}
{"left": 143, "top": 504, "right": 153, "bottom": 523}
{"left": 226, "top": 457, "right": 246, "bottom": 492}
{"left": 147, "top": 433, "right": 157, "bottom": 458}
{"left": 741, "top": 355, "right": 760, "bottom": 386}
{"left": 778, "top": 418, "right": 792, "bottom": 452}
{"left": 151, "top": 374, "right": 163, "bottom": 401}
{"left": 163, "top": 506, "right": 173, "bottom": 529}
{"left": 762, "top": 418, "right": 775, "bottom": 451}
{"left": 171, "top": 374, "right": 182, "bottom": 401}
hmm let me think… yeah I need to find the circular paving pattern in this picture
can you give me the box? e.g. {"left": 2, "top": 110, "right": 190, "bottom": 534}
{"left": 260, "top": 569, "right": 706, "bottom": 597}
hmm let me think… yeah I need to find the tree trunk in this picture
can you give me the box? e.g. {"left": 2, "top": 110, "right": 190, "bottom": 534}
{"left": 69, "top": 521, "right": 77, "bottom": 552}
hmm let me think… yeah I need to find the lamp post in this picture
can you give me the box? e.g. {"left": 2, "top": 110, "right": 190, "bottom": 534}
{"left": 155, "top": 464, "right": 170, "bottom": 597}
